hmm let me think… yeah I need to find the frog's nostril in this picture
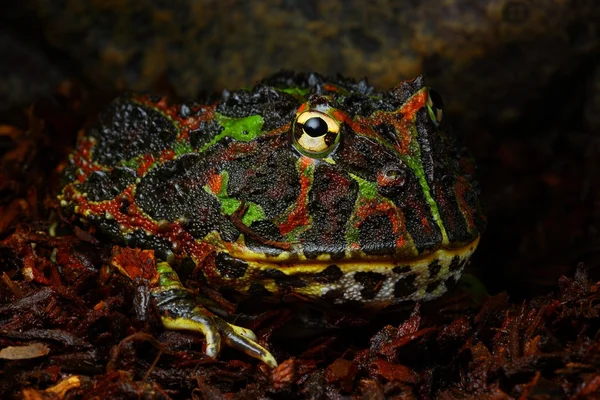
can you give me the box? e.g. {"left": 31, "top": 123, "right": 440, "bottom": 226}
{"left": 381, "top": 165, "right": 406, "bottom": 186}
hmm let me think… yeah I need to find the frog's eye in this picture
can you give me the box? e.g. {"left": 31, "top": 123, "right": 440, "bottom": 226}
{"left": 426, "top": 89, "right": 444, "bottom": 126}
{"left": 293, "top": 111, "right": 341, "bottom": 156}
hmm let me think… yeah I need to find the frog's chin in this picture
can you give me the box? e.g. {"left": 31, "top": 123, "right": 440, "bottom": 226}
{"left": 222, "top": 237, "right": 480, "bottom": 306}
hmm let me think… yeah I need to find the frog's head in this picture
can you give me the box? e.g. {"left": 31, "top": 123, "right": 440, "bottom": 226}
{"left": 200, "top": 72, "right": 485, "bottom": 306}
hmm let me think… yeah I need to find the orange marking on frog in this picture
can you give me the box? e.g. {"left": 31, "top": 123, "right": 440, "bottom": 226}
{"left": 111, "top": 247, "right": 159, "bottom": 285}
{"left": 323, "top": 83, "right": 342, "bottom": 93}
{"left": 421, "top": 217, "right": 431, "bottom": 230}
{"left": 179, "top": 105, "right": 217, "bottom": 139}
{"left": 400, "top": 89, "right": 427, "bottom": 121}
{"left": 339, "top": 90, "right": 427, "bottom": 156}
{"left": 136, "top": 154, "right": 156, "bottom": 177}
{"left": 70, "top": 184, "right": 216, "bottom": 272}
{"left": 366, "top": 112, "right": 413, "bottom": 155}
{"left": 160, "top": 222, "right": 215, "bottom": 274}
{"left": 71, "top": 137, "right": 103, "bottom": 179}
{"left": 296, "top": 103, "right": 308, "bottom": 114}
{"left": 222, "top": 141, "right": 258, "bottom": 161}
{"left": 160, "top": 148, "right": 176, "bottom": 162}
{"left": 206, "top": 172, "right": 223, "bottom": 194}
{"left": 269, "top": 123, "right": 291, "bottom": 137}
{"left": 135, "top": 95, "right": 180, "bottom": 122}
{"left": 332, "top": 110, "right": 380, "bottom": 142}
{"left": 278, "top": 156, "right": 313, "bottom": 236}
{"left": 354, "top": 200, "right": 408, "bottom": 250}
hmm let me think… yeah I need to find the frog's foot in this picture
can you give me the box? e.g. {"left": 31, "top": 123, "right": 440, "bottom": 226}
{"left": 147, "top": 262, "right": 277, "bottom": 367}
{"left": 156, "top": 290, "right": 277, "bottom": 367}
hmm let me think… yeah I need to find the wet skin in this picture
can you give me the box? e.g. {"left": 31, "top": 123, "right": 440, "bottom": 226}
{"left": 59, "top": 72, "right": 485, "bottom": 367}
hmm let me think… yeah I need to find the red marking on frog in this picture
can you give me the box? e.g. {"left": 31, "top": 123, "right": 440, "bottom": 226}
{"left": 111, "top": 247, "right": 159, "bottom": 284}
{"left": 278, "top": 156, "right": 313, "bottom": 236}
{"left": 323, "top": 83, "right": 343, "bottom": 93}
{"left": 206, "top": 172, "right": 223, "bottom": 194}
{"left": 65, "top": 184, "right": 216, "bottom": 271}
{"left": 354, "top": 199, "right": 408, "bottom": 250}
{"left": 400, "top": 90, "right": 427, "bottom": 121}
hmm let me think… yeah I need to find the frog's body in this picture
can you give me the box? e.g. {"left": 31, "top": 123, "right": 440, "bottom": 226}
{"left": 58, "top": 72, "right": 484, "bottom": 367}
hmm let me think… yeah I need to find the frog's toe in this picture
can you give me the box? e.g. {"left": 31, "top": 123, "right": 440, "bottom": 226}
{"left": 161, "top": 305, "right": 222, "bottom": 358}
{"left": 214, "top": 318, "right": 278, "bottom": 368}
{"left": 227, "top": 323, "right": 258, "bottom": 341}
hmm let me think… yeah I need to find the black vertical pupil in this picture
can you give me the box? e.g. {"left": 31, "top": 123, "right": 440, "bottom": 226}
{"left": 303, "top": 117, "right": 328, "bottom": 137}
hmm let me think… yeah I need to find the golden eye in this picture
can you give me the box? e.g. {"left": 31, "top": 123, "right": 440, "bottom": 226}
{"left": 426, "top": 89, "right": 444, "bottom": 125}
{"left": 293, "top": 111, "right": 341, "bottom": 156}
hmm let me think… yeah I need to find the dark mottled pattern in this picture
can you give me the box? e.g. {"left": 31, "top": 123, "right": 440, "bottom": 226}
{"left": 303, "top": 163, "right": 358, "bottom": 259}
{"left": 334, "top": 131, "right": 442, "bottom": 253}
{"left": 358, "top": 214, "right": 396, "bottom": 256}
{"left": 179, "top": 256, "right": 199, "bottom": 282}
{"left": 189, "top": 120, "right": 223, "bottom": 150}
{"left": 259, "top": 269, "right": 306, "bottom": 287}
{"left": 244, "top": 220, "right": 285, "bottom": 256}
{"left": 394, "top": 274, "right": 417, "bottom": 298}
{"left": 389, "top": 76, "right": 425, "bottom": 109}
{"left": 313, "top": 265, "right": 344, "bottom": 283}
{"left": 427, "top": 260, "right": 442, "bottom": 278}
{"left": 119, "top": 199, "right": 131, "bottom": 215}
{"left": 426, "top": 280, "right": 442, "bottom": 293}
{"left": 264, "top": 72, "right": 370, "bottom": 96}
{"left": 215, "top": 253, "right": 248, "bottom": 279}
{"left": 89, "top": 97, "right": 178, "bottom": 166}
{"left": 373, "top": 123, "right": 399, "bottom": 148}
{"left": 415, "top": 109, "right": 484, "bottom": 243}
{"left": 449, "top": 255, "right": 462, "bottom": 272}
{"left": 414, "top": 109, "right": 435, "bottom": 185}
{"left": 217, "top": 85, "right": 298, "bottom": 131}
{"left": 226, "top": 138, "right": 300, "bottom": 219}
{"left": 80, "top": 167, "right": 137, "bottom": 202}
{"left": 354, "top": 271, "right": 385, "bottom": 300}
{"left": 135, "top": 154, "right": 240, "bottom": 241}
{"left": 87, "top": 216, "right": 122, "bottom": 244}
{"left": 393, "top": 265, "right": 411, "bottom": 274}
{"left": 86, "top": 216, "right": 172, "bottom": 261}
{"left": 127, "top": 229, "right": 174, "bottom": 261}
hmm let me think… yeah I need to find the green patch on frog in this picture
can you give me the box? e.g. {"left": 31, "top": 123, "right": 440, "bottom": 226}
{"left": 276, "top": 86, "right": 311, "bottom": 100}
{"left": 402, "top": 125, "right": 449, "bottom": 244}
{"left": 205, "top": 171, "right": 265, "bottom": 227}
{"left": 120, "top": 157, "right": 140, "bottom": 169}
{"left": 350, "top": 173, "right": 378, "bottom": 200}
{"left": 173, "top": 140, "right": 194, "bottom": 156}
{"left": 198, "top": 114, "right": 264, "bottom": 152}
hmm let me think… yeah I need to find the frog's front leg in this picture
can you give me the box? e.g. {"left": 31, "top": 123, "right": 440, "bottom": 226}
{"left": 112, "top": 253, "right": 277, "bottom": 368}
{"left": 152, "top": 262, "right": 277, "bottom": 368}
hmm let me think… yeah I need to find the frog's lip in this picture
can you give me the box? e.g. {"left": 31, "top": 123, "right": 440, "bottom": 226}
{"left": 229, "top": 237, "right": 480, "bottom": 267}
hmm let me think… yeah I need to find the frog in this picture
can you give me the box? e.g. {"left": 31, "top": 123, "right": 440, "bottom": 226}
{"left": 58, "top": 72, "right": 485, "bottom": 368}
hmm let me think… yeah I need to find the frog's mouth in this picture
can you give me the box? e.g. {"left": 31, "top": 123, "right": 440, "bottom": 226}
{"left": 215, "top": 237, "right": 480, "bottom": 306}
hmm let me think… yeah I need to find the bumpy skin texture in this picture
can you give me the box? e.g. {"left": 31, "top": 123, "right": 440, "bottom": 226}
{"left": 59, "top": 72, "right": 484, "bottom": 309}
